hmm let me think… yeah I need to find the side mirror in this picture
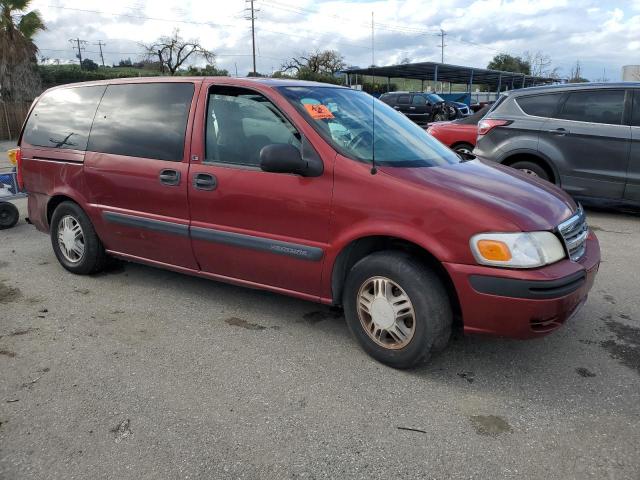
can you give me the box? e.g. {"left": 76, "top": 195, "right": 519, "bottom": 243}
{"left": 259, "top": 140, "right": 323, "bottom": 177}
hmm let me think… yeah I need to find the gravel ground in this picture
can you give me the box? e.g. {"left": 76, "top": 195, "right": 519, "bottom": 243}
{"left": 0, "top": 198, "right": 639, "bottom": 480}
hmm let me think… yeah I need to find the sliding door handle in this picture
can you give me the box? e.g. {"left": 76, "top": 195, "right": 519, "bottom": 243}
{"left": 193, "top": 173, "right": 217, "bottom": 191}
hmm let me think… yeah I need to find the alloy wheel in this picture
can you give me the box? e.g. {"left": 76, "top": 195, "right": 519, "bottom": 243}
{"left": 57, "top": 215, "right": 85, "bottom": 263}
{"left": 356, "top": 276, "right": 416, "bottom": 350}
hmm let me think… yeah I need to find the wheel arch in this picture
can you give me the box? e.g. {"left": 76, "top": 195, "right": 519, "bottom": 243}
{"left": 501, "top": 150, "right": 559, "bottom": 185}
{"left": 330, "top": 235, "right": 461, "bottom": 324}
{"left": 46, "top": 194, "right": 83, "bottom": 226}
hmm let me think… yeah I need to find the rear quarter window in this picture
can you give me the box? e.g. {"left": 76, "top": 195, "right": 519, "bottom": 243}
{"left": 633, "top": 90, "right": 640, "bottom": 127}
{"left": 22, "top": 86, "right": 106, "bottom": 150}
{"left": 515, "top": 93, "right": 563, "bottom": 117}
{"left": 557, "top": 89, "right": 625, "bottom": 125}
{"left": 87, "top": 82, "right": 194, "bottom": 161}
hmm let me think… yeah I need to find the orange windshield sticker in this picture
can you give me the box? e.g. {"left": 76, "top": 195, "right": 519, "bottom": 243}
{"left": 304, "top": 103, "right": 334, "bottom": 120}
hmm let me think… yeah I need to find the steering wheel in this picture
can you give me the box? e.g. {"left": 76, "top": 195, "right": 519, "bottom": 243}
{"left": 348, "top": 131, "right": 373, "bottom": 151}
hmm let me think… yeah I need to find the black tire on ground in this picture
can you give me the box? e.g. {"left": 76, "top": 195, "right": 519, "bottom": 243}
{"left": 342, "top": 251, "right": 452, "bottom": 369}
{"left": 509, "top": 160, "right": 551, "bottom": 182}
{"left": 50, "top": 201, "right": 108, "bottom": 275}
{"left": 452, "top": 143, "right": 475, "bottom": 155}
{"left": 0, "top": 202, "right": 19, "bottom": 229}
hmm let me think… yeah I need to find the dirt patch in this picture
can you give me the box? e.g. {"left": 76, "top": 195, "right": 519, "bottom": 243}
{"left": 0, "top": 281, "right": 22, "bottom": 304}
{"left": 469, "top": 415, "right": 512, "bottom": 436}
{"left": 111, "top": 419, "right": 133, "bottom": 443}
{"left": 302, "top": 307, "right": 343, "bottom": 324}
{"left": 0, "top": 350, "right": 16, "bottom": 357}
{"left": 457, "top": 372, "right": 475, "bottom": 383}
{"left": 603, "top": 294, "right": 616, "bottom": 305}
{"left": 224, "top": 317, "right": 266, "bottom": 331}
{"left": 576, "top": 367, "right": 596, "bottom": 378}
{"left": 600, "top": 319, "right": 640, "bottom": 375}
{"left": 5, "top": 327, "right": 38, "bottom": 337}
{"left": 0, "top": 261, "right": 8, "bottom": 269}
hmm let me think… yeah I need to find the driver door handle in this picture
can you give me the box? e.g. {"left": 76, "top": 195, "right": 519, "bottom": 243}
{"left": 159, "top": 169, "right": 180, "bottom": 186}
{"left": 548, "top": 127, "right": 570, "bottom": 136}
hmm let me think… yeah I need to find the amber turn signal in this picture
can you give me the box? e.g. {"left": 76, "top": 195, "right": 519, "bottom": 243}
{"left": 476, "top": 239, "right": 512, "bottom": 261}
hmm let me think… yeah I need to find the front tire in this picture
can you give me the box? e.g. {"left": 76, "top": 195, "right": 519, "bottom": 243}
{"left": 509, "top": 160, "right": 551, "bottom": 182}
{"left": 50, "top": 201, "right": 107, "bottom": 274}
{"left": 343, "top": 251, "right": 452, "bottom": 369}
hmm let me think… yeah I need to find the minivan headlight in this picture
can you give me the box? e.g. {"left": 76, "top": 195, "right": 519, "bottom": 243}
{"left": 470, "top": 232, "right": 565, "bottom": 268}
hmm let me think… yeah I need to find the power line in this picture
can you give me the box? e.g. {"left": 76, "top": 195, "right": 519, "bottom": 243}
{"left": 68, "top": 38, "right": 87, "bottom": 67}
{"left": 437, "top": 29, "right": 447, "bottom": 63}
{"left": 47, "top": 5, "right": 235, "bottom": 28}
{"left": 94, "top": 41, "right": 106, "bottom": 67}
{"left": 245, "top": 0, "right": 258, "bottom": 75}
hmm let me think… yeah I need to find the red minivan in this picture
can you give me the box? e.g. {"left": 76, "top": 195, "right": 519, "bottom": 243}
{"left": 15, "top": 77, "right": 600, "bottom": 368}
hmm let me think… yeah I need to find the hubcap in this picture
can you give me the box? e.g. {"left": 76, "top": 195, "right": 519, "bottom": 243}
{"left": 357, "top": 276, "right": 416, "bottom": 350}
{"left": 519, "top": 168, "right": 539, "bottom": 177}
{"left": 57, "top": 215, "right": 85, "bottom": 263}
{"left": 455, "top": 147, "right": 473, "bottom": 155}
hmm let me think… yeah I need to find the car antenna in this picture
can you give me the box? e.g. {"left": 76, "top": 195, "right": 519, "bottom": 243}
{"left": 370, "top": 11, "right": 377, "bottom": 175}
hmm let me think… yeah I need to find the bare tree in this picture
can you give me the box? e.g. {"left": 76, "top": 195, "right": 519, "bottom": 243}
{"left": 281, "top": 49, "right": 346, "bottom": 75}
{"left": 568, "top": 60, "right": 589, "bottom": 83}
{"left": 142, "top": 29, "right": 215, "bottom": 75}
{"left": 524, "top": 51, "right": 560, "bottom": 78}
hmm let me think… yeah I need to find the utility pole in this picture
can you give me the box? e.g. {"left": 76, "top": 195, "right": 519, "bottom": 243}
{"left": 69, "top": 38, "right": 87, "bottom": 68}
{"left": 94, "top": 41, "right": 106, "bottom": 67}
{"left": 245, "top": 0, "right": 257, "bottom": 76}
{"left": 437, "top": 29, "right": 447, "bottom": 63}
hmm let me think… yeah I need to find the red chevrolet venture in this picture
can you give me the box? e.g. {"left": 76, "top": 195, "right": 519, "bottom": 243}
{"left": 14, "top": 77, "right": 600, "bottom": 368}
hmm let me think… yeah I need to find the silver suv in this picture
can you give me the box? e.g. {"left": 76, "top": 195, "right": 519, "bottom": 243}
{"left": 474, "top": 83, "right": 640, "bottom": 207}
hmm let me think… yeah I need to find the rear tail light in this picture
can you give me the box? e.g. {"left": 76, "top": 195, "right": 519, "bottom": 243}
{"left": 477, "top": 119, "right": 512, "bottom": 136}
{"left": 7, "top": 148, "right": 23, "bottom": 190}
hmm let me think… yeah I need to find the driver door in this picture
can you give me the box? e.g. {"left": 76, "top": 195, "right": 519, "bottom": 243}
{"left": 187, "top": 83, "right": 334, "bottom": 298}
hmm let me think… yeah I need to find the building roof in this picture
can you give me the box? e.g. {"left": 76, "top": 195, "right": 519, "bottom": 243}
{"left": 341, "top": 61, "right": 558, "bottom": 90}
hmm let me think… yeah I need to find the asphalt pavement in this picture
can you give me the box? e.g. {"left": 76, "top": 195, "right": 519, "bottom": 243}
{"left": 0, "top": 196, "right": 639, "bottom": 479}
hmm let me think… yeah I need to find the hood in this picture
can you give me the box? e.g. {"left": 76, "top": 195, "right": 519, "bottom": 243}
{"left": 379, "top": 158, "right": 576, "bottom": 232}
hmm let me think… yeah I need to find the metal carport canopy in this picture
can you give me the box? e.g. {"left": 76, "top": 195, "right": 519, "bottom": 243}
{"left": 341, "top": 61, "right": 557, "bottom": 90}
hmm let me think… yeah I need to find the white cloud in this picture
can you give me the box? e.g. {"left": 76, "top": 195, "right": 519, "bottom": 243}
{"left": 29, "top": 0, "right": 639, "bottom": 81}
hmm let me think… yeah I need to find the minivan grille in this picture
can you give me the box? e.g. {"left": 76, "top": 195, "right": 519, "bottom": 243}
{"left": 557, "top": 205, "right": 588, "bottom": 262}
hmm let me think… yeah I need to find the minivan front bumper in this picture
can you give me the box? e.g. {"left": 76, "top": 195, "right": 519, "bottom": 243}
{"left": 443, "top": 232, "right": 600, "bottom": 338}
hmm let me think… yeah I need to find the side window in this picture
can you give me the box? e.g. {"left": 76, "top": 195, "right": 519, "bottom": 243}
{"left": 206, "top": 87, "right": 301, "bottom": 166}
{"left": 88, "top": 83, "right": 194, "bottom": 161}
{"left": 632, "top": 90, "right": 640, "bottom": 127}
{"left": 557, "top": 90, "right": 625, "bottom": 125}
{"left": 515, "top": 93, "right": 563, "bottom": 118}
{"left": 411, "top": 95, "right": 427, "bottom": 106}
{"left": 22, "top": 86, "right": 105, "bottom": 150}
{"left": 397, "top": 95, "right": 411, "bottom": 104}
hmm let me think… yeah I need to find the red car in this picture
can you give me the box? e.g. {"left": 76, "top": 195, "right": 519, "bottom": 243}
{"left": 426, "top": 105, "right": 490, "bottom": 155}
{"left": 14, "top": 78, "right": 599, "bottom": 368}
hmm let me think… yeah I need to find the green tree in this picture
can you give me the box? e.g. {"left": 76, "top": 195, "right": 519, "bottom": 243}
{"left": 487, "top": 53, "right": 531, "bottom": 75}
{"left": 81, "top": 58, "right": 99, "bottom": 71}
{"left": 0, "top": 0, "right": 45, "bottom": 101}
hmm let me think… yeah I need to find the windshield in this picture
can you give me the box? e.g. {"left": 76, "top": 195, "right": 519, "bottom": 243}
{"left": 426, "top": 93, "right": 445, "bottom": 104}
{"left": 278, "top": 86, "right": 460, "bottom": 167}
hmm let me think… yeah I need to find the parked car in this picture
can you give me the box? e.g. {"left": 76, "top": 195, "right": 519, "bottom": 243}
{"left": 474, "top": 82, "right": 640, "bottom": 207}
{"left": 426, "top": 105, "right": 491, "bottom": 155}
{"left": 379, "top": 91, "right": 470, "bottom": 125}
{"left": 15, "top": 77, "right": 599, "bottom": 368}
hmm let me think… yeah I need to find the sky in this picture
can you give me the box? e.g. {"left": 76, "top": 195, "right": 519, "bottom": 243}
{"left": 29, "top": 0, "right": 640, "bottom": 82}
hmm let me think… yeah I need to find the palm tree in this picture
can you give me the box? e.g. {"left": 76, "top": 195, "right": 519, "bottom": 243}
{"left": 0, "top": 0, "right": 45, "bottom": 101}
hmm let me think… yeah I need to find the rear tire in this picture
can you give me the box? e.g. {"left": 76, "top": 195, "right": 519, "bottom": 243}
{"left": 50, "top": 201, "right": 107, "bottom": 275}
{"left": 343, "top": 251, "right": 452, "bottom": 369}
{"left": 452, "top": 143, "right": 474, "bottom": 156}
{"left": 0, "top": 202, "right": 19, "bottom": 229}
{"left": 509, "top": 160, "right": 551, "bottom": 182}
